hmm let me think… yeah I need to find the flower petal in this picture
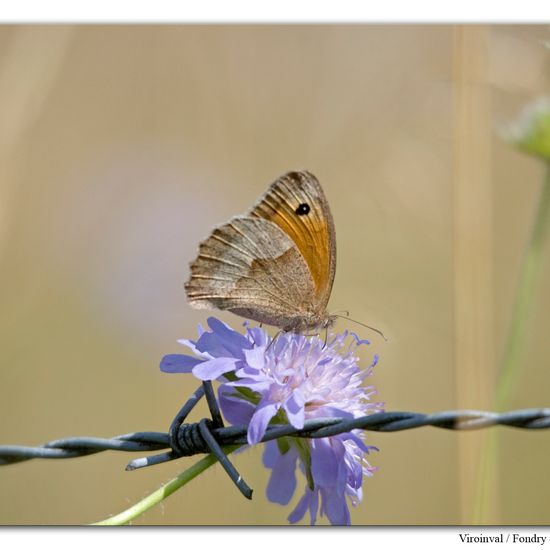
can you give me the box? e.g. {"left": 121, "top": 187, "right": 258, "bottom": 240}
{"left": 159, "top": 354, "right": 202, "bottom": 373}
{"left": 243, "top": 346, "right": 267, "bottom": 371}
{"left": 176, "top": 338, "right": 206, "bottom": 358}
{"left": 218, "top": 385, "right": 256, "bottom": 425}
{"left": 311, "top": 439, "right": 338, "bottom": 487}
{"left": 246, "top": 326, "right": 270, "bottom": 347}
{"left": 288, "top": 489, "right": 315, "bottom": 525}
{"left": 283, "top": 391, "right": 305, "bottom": 429}
{"left": 308, "top": 489, "right": 320, "bottom": 525}
{"left": 321, "top": 487, "right": 351, "bottom": 526}
{"left": 262, "top": 440, "right": 280, "bottom": 468}
{"left": 265, "top": 445, "right": 298, "bottom": 505}
{"left": 350, "top": 332, "right": 371, "bottom": 347}
{"left": 248, "top": 401, "right": 279, "bottom": 445}
{"left": 341, "top": 431, "right": 379, "bottom": 454}
{"left": 192, "top": 357, "right": 240, "bottom": 380}
{"left": 194, "top": 317, "right": 252, "bottom": 358}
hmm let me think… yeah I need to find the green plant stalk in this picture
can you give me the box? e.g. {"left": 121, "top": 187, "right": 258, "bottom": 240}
{"left": 91, "top": 445, "right": 241, "bottom": 526}
{"left": 496, "top": 161, "right": 550, "bottom": 408}
{"left": 473, "top": 161, "right": 550, "bottom": 524}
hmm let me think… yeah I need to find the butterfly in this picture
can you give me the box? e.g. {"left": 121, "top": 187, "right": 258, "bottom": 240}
{"left": 184, "top": 170, "right": 336, "bottom": 333}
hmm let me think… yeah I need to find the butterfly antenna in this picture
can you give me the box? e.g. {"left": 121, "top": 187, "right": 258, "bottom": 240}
{"left": 331, "top": 309, "right": 350, "bottom": 317}
{"left": 332, "top": 314, "right": 388, "bottom": 342}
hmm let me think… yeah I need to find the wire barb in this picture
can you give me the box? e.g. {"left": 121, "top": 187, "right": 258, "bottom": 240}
{"left": 198, "top": 418, "right": 252, "bottom": 499}
{"left": 132, "top": 381, "right": 252, "bottom": 499}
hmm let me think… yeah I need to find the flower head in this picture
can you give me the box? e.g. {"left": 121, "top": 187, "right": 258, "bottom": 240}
{"left": 504, "top": 97, "right": 550, "bottom": 160}
{"left": 161, "top": 317, "right": 382, "bottom": 525}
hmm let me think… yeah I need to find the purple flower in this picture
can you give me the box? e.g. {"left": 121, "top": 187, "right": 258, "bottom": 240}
{"left": 161, "top": 317, "right": 383, "bottom": 525}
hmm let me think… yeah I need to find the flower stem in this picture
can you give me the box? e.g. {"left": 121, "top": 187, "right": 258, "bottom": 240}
{"left": 91, "top": 445, "right": 241, "bottom": 526}
{"left": 496, "top": 161, "right": 550, "bottom": 409}
{"left": 473, "top": 161, "right": 550, "bottom": 524}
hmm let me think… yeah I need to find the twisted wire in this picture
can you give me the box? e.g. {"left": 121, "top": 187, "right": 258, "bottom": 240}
{"left": 1, "top": 407, "right": 549, "bottom": 466}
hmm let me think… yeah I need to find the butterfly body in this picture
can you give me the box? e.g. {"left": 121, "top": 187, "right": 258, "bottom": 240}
{"left": 185, "top": 170, "right": 336, "bottom": 332}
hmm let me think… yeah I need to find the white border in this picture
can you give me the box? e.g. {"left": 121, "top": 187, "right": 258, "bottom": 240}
{"left": 0, "top": 0, "right": 548, "bottom": 23}
{"left": 3, "top": 527, "right": 550, "bottom": 549}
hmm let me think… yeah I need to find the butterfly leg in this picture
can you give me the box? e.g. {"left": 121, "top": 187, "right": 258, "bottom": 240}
{"left": 265, "top": 329, "right": 285, "bottom": 351}
{"left": 298, "top": 330, "right": 331, "bottom": 348}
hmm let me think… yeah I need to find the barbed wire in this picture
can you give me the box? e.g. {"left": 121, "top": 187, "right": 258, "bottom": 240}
{"left": 2, "top": 407, "right": 549, "bottom": 465}
{"left": 1, "top": 380, "right": 549, "bottom": 500}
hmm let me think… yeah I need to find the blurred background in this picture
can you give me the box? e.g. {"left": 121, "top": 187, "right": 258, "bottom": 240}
{"left": 0, "top": 24, "right": 549, "bottom": 525}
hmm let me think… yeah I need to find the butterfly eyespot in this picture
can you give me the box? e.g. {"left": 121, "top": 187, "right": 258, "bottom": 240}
{"left": 295, "top": 203, "right": 310, "bottom": 216}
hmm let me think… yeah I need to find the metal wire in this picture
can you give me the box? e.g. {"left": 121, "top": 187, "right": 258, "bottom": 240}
{"left": 1, "top": 407, "right": 549, "bottom": 467}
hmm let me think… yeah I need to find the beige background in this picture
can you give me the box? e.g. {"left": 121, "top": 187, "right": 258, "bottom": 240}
{"left": 0, "top": 24, "right": 549, "bottom": 525}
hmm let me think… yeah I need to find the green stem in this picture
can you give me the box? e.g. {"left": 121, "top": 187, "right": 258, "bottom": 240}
{"left": 91, "top": 445, "right": 241, "bottom": 526}
{"left": 496, "top": 161, "right": 550, "bottom": 408}
{"left": 473, "top": 161, "right": 550, "bottom": 524}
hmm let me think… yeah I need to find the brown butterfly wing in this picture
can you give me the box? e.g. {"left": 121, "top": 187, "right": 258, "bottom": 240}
{"left": 184, "top": 216, "right": 318, "bottom": 330}
{"left": 248, "top": 170, "right": 336, "bottom": 311}
{"left": 185, "top": 170, "right": 336, "bottom": 331}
